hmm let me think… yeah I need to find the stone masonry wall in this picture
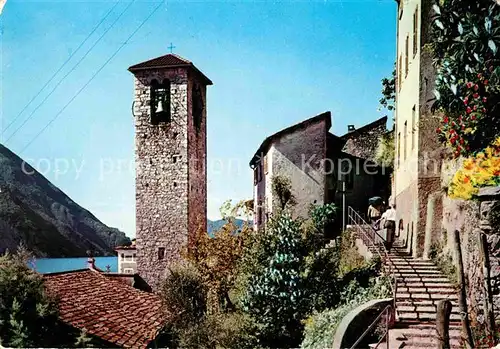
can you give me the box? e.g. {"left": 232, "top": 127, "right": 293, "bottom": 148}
{"left": 341, "top": 120, "right": 387, "bottom": 162}
{"left": 187, "top": 75, "right": 207, "bottom": 246}
{"left": 133, "top": 67, "right": 194, "bottom": 291}
{"left": 271, "top": 119, "right": 328, "bottom": 220}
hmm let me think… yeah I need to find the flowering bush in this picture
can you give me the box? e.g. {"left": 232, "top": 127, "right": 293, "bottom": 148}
{"left": 448, "top": 137, "right": 500, "bottom": 199}
{"left": 431, "top": 0, "right": 500, "bottom": 156}
{"left": 436, "top": 73, "right": 491, "bottom": 158}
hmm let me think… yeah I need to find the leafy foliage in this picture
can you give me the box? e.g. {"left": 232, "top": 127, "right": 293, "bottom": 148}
{"left": 240, "top": 212, "right": 308, "bottom": 347}
{"left": 375, "top": 131, "right": 395, "bottom": 168}
{"left": 272, "top": 175, "right": 296, "bottom": 210}
{"left": 301, "top": 276, "right": 391, "bottom": 349}
{"left": 0, "top": 247, "right": 60, "bottom": 347}
{"left": 378, "top": 66, "right": 396, "bottom": 112}
{"left": 430, "top": 0, "right": 500, "bottom": 156}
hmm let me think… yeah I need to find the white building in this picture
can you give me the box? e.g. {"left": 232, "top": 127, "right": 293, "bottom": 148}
{"left": 115, "top": 244, "right": 137, "bottom": 274}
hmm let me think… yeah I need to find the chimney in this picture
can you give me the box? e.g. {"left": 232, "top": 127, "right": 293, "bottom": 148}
{"left": 87, "top": 257, "right": 102, "bottom": 272}
{"left": 348, "top": 125, "right": 356, "bottom": 132}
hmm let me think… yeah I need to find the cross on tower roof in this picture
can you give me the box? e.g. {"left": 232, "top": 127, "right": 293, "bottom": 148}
{"left": 168, "top": 42, "right": 176, "bottom": 53}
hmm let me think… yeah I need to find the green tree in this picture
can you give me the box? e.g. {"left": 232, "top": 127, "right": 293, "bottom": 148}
{"left": 378, "top": 65, "right": 396, "bottom": 113}
{"left": 240, "top": 212, "right": 308, "bottom": 347}
{"left": 0, "top": 247, "right": 60, "bottom": 347}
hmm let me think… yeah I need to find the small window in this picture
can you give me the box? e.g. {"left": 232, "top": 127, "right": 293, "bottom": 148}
{"left": 121, "top": 253, "right": 124, "bottom": 261}
{"left": 404, "top": 121, "right": 408, "bottom": 161}
{"left": 397, "top": 132, "right": 401, "bottom": 168}
{"left": 158, "top": 247, "right": 165, "bottom": 260}
{"left": 263, "top": 155, "right": 268, "bottom": 174}
{"left": 413, "top": 7, "right": 418, "bottom": 57}
{"left": 150, "top": 79, "right": 171, "bottom": 125}
{"left": 133, "top": 253, "right": 136, "bottom": 261}
{"left": 124, "top": 268, "right": 134, "bottom": 274}
{"left": 405, "top": 35, "right": 409, "bottom": 77}
{"left": 398, "top": 55, "right": 403, "bottom": 89}
{"left": 412, "top": 105, "right": 416, "bottom": 150}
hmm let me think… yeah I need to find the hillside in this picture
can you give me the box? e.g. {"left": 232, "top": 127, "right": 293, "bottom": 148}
{"left": 207, "top": 218, "right": 250, "bottom": 234}
{"left": 0, "top": 144, "right": 130, "bottom": 257}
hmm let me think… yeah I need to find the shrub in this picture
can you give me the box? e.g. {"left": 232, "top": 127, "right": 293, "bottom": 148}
{"left": 337, "top": 229, "right": 367, "bottom": 277}
{"left": 301, "top": 276, "right": 391, "bottom": 349}
{"left": 160, "top": 263, "right": 207, "bottom": 341}
{"left": 448, "top": 137, "right": 500, "bottom": 199}
{"left": 0, "top": 247, "right": 60, "bottom": 348}
{"left": 239, "top": 212, "right": 308, "bottom": 347}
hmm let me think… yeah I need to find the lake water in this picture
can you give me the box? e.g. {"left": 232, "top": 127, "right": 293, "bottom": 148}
{"left": 32, "top": 256, "right": 118, "bottom": 274}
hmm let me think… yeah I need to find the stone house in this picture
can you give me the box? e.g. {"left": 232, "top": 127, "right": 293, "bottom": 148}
{"left": 250, "top": 112, "right": 391, "bottom": 234}
{"left": 393, "top": 0, "right": 443, "bottom": 257}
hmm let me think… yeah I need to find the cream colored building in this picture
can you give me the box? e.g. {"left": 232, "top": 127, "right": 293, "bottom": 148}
{"left": 116, "top": 245, "right": 137, "bottom": 274}
{"left": 394, "top": 0, "right": 442, "bottom": 257}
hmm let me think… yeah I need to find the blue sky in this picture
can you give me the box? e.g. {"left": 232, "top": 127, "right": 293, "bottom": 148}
{"left": 1, "top": 0, "right": 396, "bottom": 238}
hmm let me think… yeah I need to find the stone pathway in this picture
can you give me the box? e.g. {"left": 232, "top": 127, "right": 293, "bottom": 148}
{"left": 386, "top": 241, "right": 463, "bottom": 348}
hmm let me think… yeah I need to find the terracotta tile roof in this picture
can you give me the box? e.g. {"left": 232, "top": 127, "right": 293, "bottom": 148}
{"left": 128, "top": 53, "right": 212, "bottom": 85}
{"left": 44, "top": 270, "right": 165, "bottom": 348}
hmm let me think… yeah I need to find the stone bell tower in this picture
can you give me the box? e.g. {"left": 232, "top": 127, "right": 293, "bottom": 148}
{"left": 128, "top": 54, "right": 212, "bottom": 291}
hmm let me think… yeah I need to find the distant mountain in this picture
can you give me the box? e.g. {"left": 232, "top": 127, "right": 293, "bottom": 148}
{"left": 207, "top": 218, "right": 250, "bottom": 234}
{"left": 0, "top": 144, "right": 130, "bottom": 258}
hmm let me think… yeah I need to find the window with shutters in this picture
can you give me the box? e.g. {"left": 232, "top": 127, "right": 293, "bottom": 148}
{"left": 263, "top": 155, "right": 268, "bottom": 174}
{"left": 413, "top": 7, "right": 418, "bottom": 57}
{"left": 398, "top": 55, "right": 403, "bottom": 89}
{"left": 405, "top": 35, "right": 409, "bottom": 77}
{"left": 397, "top": 132, "right": 401, "bottom": 168}
{"left": 404, "top": 121, "right": 408, "bottom": 161}
{"left": 412, "top": 105, "right": 416, "bottom": 150}
{"left": 158, "top": 247, "right": 165, "bottom": 260}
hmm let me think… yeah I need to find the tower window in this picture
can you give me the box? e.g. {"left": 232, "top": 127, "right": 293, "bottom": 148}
{"left": 158, "top": 247, "right": 165, "bottom": 260}
{"left": 150, "top": 79, "right": 171, "bottom": 125}
{"left": 193, "top": 83, "right": 203, "bottom": 132}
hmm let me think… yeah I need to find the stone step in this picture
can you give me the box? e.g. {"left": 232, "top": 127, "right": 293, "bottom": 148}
{"left": 391, "top": 260, "right": 435, "bottom": 265}
{"left": 397, "top": 304, "right": 460, "bottom": 314}
{"left": 397, "top": 286, "right": 457, "bottom": 294}
{"left": 397, "top": 299, "right": 459, "bottom": 308}
{"left": 396, "top": 277, "right": 452, "bottom": 283}
{"left": 395, "top": 269, "right": 442, "bottom": 275}
{"left": 395, "top": 273, "right": 449, "bottom": 278}
{"left": 391, "top": 326, "right": 461, "bottom": 338}
{"left": 398, "top": 311, "right": 462, "bottom": 322}
{"left": 395, "top": 320, "right": 462, "bottom": 330}
{"left": 397, "top": 292, "right": 458, "bottom": 300}
{"left": 393, "top": 264, "right": 439, "bottom": 269}
{"left": 396, "top": 282, "right": 456, "bottom": 288}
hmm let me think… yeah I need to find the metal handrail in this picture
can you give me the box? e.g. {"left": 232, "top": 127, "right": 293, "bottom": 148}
{"left": 349, "top": 304, "right": 393, "bottom": 349}
{"left": 346, "top": 206, "right": 399, "bottom": 349}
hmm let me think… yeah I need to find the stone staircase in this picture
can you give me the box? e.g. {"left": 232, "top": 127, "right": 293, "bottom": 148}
{"left": 387, "top": 241, "right": 463, "bottom": 348}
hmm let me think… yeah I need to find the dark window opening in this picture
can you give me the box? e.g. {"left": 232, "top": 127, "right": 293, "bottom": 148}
{"left": 150, "top": 79, "right": 171, "bottom": 125}
{"left": 193, "top": 84, "right": 203, "bottom": 132}
{"left": 158, "top": 247, "right": 165, "bottom": 260}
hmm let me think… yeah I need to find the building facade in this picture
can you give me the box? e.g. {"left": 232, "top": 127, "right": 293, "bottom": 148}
{"left": 394, "top": 0, "right": 442, "bottom": 257}
{"left": 115, "top": 245, "right": 137, "bottom": 274}
{"left": 250, "top": 112, "right": 391, "bottom": 234}
{"left": 129, "top": 54, "right": 212, "bottom": 290}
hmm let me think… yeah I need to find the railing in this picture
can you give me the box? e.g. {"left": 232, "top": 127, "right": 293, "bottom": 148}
{"left": 349, "top": 304, "right": 394, "bottom": 349}
{"left": 347, "top": 206, "right": 399, "bottom": 349}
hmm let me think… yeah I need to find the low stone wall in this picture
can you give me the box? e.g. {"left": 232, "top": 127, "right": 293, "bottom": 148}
{"left": 438, "top": 182, "right": 500, "bottom": 325}
{"left": 332, "top": 298, "right": 393, "bottom": 349}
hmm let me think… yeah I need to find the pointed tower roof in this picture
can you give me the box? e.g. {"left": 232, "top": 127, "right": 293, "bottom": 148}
{"left": 128, "top": 53, "right": 212, "bottom": 85}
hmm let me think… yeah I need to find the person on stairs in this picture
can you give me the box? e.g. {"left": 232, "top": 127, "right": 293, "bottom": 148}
{"left": 380, "top": 204, "right": 396, "bottom": 252}
{"left": 367, "top": 203, "right": 381, "bottom": 227}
